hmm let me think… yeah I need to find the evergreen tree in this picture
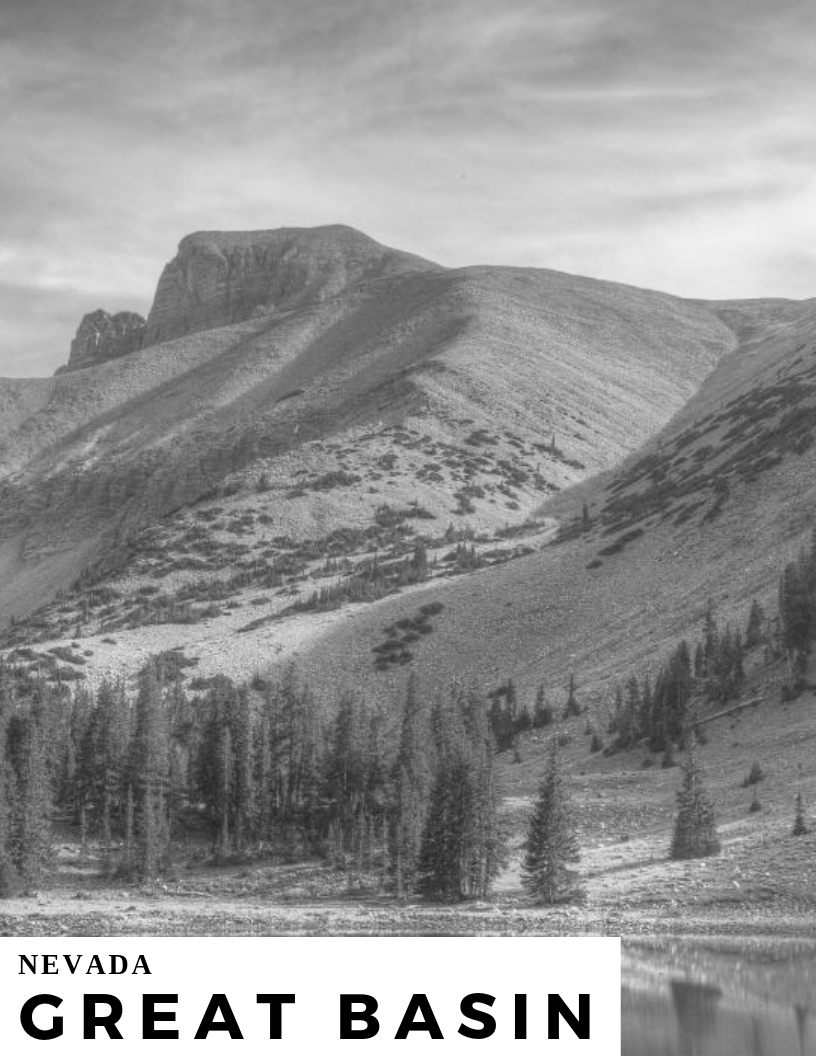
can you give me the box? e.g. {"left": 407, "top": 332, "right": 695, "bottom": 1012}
{"left": 669, "top": 738, "right": 720, "bottom": 859}
{"left": 563, "top": 671, "right": 581, "bottom": 718}
{"left": 608, "top": 684, "right": 623, "bottom": 734}
{"left": 128, "top": 665, "right": 170, "bottom": 878}
{"left": 745, "top": 598, "right": 765, "bottom": 649}
{"left": 793, "top": 792, "right": 809, "bottom": 836}
{"left": 532, "top": 686, "right": 553, "bottom": 728}
{"left": 779, "top": 561, "right": 812, "bottom": 658}
{"left": 390, "top": 675, "right": 431, "bottom": 899}
{"left": 521, "top": 738, "right": 582, "bottom": 903}
{"left": 0, "top": 685, "right": 18, "bottom": 895}
{"left": 418, "top": 689, "right": 505, "bottom": 901}
{"left": 322, "top": 693, "right": 366, "bottom": 866}
{"left": 702, "top": 599, "right": 718, "bottom": 676}
{"left": 12, "top": 708, "right": 52, "bottom": 884}
{"left": 464, "top": 693, "right": 507, "bottom": 898}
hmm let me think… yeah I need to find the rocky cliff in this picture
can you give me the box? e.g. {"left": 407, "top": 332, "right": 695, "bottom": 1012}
{"left": 142, "top": 224, "right": 437, "bottom": 346}
{"left": 58, "top": 309, "right": 146, "bottom": 373}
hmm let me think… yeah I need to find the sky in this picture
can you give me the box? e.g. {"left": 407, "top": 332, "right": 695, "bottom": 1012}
{"left": 2, "top": 0, "right": 816, "bottom": 376}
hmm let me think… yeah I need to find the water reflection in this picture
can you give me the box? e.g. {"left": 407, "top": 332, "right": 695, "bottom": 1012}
{"left": 671, "top": 980, "right": 723, "bottom": 1056}
{"left": 622, "top": 944, "right": 816, "bottom": 1056}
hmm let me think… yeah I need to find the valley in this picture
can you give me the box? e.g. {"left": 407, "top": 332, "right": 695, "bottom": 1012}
{"left": 0, "top": 225, "right": 815, "bottom": 939}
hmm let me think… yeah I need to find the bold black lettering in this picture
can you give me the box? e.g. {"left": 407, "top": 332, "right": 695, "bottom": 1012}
{"left": 133, "top": 955, "right": 151, "bottom": 975}
{"left": 548, "top": 994, "right": 590, "bottom": 1039}
{"left": 459, "top": 993, "right": 495, "bottom": 1039}
{"left": 43, "top": 955, "right": 57, "bottom": 974}
{"left": 110, "top": 956, "right": 127, "bottom": 975}
{"left": 86, "top": 955, "right": 104, "bottom": 975}
{"left": 395, "top": 995, "right": 444, "bottom": 1040}
{"left": 143, "top": 994, "right": 179, "bottom": 1039}
{"left": 194, "top": 994, "right": 244, "bottom": 1040}
{"left": 256, "top": 995, "right": 295, "bottom": 1039}
{"left": 18, "top": 956, "right": 37, "bottom": 975}
{"left": 340, "top": 995, "right": 379, "bottom": 1039}
{"left": 84, "top": 995, "right": 123, "bottom": 1040}
{"left": 514, "top": 994, "right": 527, "bottom": 1039}
{"left": 21, "top": 995, "right": 63, "bottom": 1040}
{"left": 64, "top": 955, "right": 81, "bottom": 975}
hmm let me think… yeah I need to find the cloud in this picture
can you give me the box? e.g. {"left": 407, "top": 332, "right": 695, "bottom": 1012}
{"left": 1, "top": 0, "right": 816, "bottom": 375}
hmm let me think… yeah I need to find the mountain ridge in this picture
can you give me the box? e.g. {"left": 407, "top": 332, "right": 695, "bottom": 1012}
{"left": 1, "top": 226, "right": 813, "bottom": 698}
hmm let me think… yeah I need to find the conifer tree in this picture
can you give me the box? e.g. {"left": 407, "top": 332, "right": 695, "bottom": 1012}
{"left": 779, "top": 562, "right": 812, "bottom": 659}
{"left": 464, "top": 692, "right": 507, "bottom": 898}
{"left": 745, "top": 598, "right": 765, "bottom": 649}
{"left": 521, "top": 737, "right": 582, "bottom": 903}
{"left": 230, "top": 686, "right": 255, "bottom": 852}
{"left": 608, "top": 684, "right": 623, "bottom": 734}
{"left": 128, "top": 665, "right": 170, "bottom": 878}
{"left": 418, "top": 689, "right": 505, "bottom": 901}
{"left": 390, "top": 674, "right": 431, "bottom": 898}
{"left": 13, "top": 709, "right": 52, "bottom": 884}
{"left": 669, "top": 737, "right": 720, "bottom": 859}
{"left": 793, "top": 792, "right": 809, "bottom": 836}
{"left": 533, "top": 685, "right": 553, "bottom": 728}
{"left": 0, "top": 686, "right": 17, "bottom": 895}
{"left": 323, "top": 693, "right": 366, "bottom": 866}
{"left": 563, "top": 671, "right": 581, "bottom": 718}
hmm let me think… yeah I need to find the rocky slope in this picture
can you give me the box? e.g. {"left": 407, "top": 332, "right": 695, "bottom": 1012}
{"left": 0, "top": 227, "right": 749, "bottom": 628}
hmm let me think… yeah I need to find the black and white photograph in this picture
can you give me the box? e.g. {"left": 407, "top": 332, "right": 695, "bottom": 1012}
{"left": 2, "top": 1, "right": 816, "bottom": 1051}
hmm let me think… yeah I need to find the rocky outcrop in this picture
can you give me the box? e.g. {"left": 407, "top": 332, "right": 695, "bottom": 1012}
{"left": 58, "top": 309, "right": 146, "bottom": 373}
{"left": 143, "top": 225, "right": 436, "bottom": 346}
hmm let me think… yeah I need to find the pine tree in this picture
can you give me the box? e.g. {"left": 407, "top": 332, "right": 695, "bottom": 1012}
{"left": 128, "top": 665, "right": 170, "bottom": 878}
{"left": 669, "top": 738, "right": 720, "bottom": 859}
{"left": 390, "top": 675, "right": 431, "bottom": 899}
{"left": 745, "top": 598, "right": 765, "bottom": 649}
{"left": 0, "top": 685, "right": 18, "bottom": 895}
{"left": 608, "top": 684, "right": 623, "bottom": 734}
{"left": 522, "top": 738, "right": 582, "bottom": 904}
{"left": 563, "top": 671, "right": 581, "bottom": 718}
{"left": 323, "top": 693, "right": 366, "bottom": 867}
{"left": 779, "top": 562, "right": 812, "bottom": 658}
{"left": 417, "top": 689, "right": 505, "bottom": 901}
{"left": 793, "top": 792, "right": 809, "bottom": 836}
{"left": 533, "top": 685, "right": 553, "bottom": 728}
{"left": 13, "top": 708, "right": 52, "bottom": 884}
{"left": 230, "top": 686, "right": 255, "bottom": 852}
{"left": 702, "top": 599, "right": 718, "bottom": 676}
{"left": 464, "top": 692, "right": 507, "bottom": 898}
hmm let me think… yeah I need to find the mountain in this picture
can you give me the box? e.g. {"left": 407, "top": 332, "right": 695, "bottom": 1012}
{"left": 142, "top": 225, "right": 438, "bottom": 346}
{"left": 3, "top": 224, "right": 816, "bottom": 935}
{"left": 0, "top": 225, "right": 742, "bottom": 629}
{"left": 0, "top": 224, "right": 814, "bottom": 712}
{"left": 58, "top": 309, "right": 147, "bottom": 373}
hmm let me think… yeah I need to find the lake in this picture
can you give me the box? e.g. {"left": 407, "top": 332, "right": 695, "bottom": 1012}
{"left": 622, "top": 937, "right": 816, "bottom": 1055}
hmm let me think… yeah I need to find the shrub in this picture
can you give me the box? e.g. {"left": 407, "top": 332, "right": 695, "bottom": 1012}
{"left": 741, "top": 761, "right": 765, "bottom": 787}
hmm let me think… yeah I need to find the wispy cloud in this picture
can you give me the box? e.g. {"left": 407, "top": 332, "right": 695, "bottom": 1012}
{"left": 1, "top": 0, "right": 815, "bottom": 375}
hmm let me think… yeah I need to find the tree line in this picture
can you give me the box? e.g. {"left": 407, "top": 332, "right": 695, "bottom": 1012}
{"left": 0, "top": 662, "right": 509, "bottom": 902}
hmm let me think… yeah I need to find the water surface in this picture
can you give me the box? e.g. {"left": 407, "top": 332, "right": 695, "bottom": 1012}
{"left": 622, "top": 938, "right": 816, "bottom": 1055}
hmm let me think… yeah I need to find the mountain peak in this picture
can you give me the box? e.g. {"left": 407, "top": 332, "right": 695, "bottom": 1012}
{"left": 57, "top": 308, "right": 146, "bottom": 374}
{"left": 142, "top": 224, "right": 438, "bottom": 347}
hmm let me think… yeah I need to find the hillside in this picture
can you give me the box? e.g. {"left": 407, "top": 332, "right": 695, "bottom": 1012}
{"left": 0, "top": 226, "right": 745, "bottom": 635}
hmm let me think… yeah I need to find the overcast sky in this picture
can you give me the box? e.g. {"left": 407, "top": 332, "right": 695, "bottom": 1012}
{"left": 2, "top": 0, "right": 816, "bottom": 376}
